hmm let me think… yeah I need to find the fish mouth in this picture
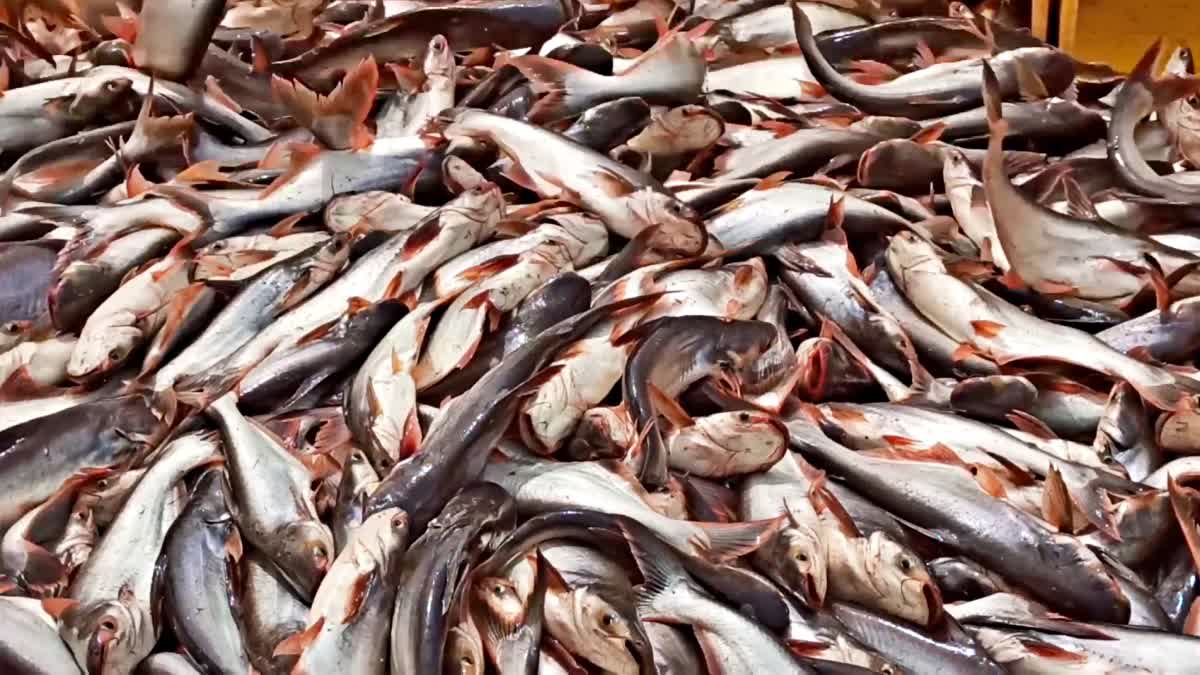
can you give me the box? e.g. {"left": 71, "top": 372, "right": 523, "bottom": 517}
{"left": 800, "top": 571, "right": 826, "bottom": 608}
{"left": 920, "top": 579, "right": 945, "bottom": 627}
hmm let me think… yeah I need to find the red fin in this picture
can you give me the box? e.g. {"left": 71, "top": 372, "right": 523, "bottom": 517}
{"left": 910, "top": 121, "right": 946, "bottom": 144}
{"left": 0, "top": 62, "right": 9, "bottom": 96}
{"left": 971, "top": 320, "right": 1006, "bottom": 337}
{"left": 1033, "top": 279, "right": 1078, "bottom": 295}
{"left": 268, "top": 212, "right": 306, "bottom": 237}
{"left": 297, "top": 319, "right": 337, "bottom": 345}
{"left": 40, "top": 597, "right": 78, "bottom": 619}
{"left": 402, "top": 217, "right": 442, "bottom": 260}
{"left": 786, "top": 639, "right": 830, "bottom": 658}
{"left": 347, "top": 296, "right": 372, "bottom": 315}
{"left": 998, "top": 269, "right": 1028, "bottom": 291}
{"left": 752, "top": 170, "right": 792, "bottom": 191}
{"left": 973, "top": 466, "right": 1008, "bottom": 498}
{"left": 461, "top": 254, "right": 521, "bottom": 282}
{"left": 260, "top": 143, "right": 321, "bottom": 199}
{"left": 125, "top": 164, "right": 150, "bottom": 197}
{"left": 1040, "top": 464, "right": 1072, "bottom": 531}
{"left": 101, "top": 4, "right": 139, "bottom": 42}
{"left": 690, "top": 515, "right": 787, "bottom": 562}
{"left": 1021, "top": 639, "right": 1088, "bottom": 662}
{"left": 592, "top": 167, "right": 637, "bottom": 198}
{"left": 174, "top": 160, "right": 227, "bottom": 184}
{"left": 205, "top": 76, "right": 242, "bottom": 113}
{"left": 1006, "top": 410, "right": 1057, "bottom": 440}
{"left": 914, "top": 39, "right": 937, "bottom": 69}
{"left": 952, "top": 343, "right": 981, "bottom": 362}
{"left": 800, "top": 457, "right": 861, "bottom": 538}
{"left": 273, "top": 618, "right": 325, "bottom": 657}
{"left": 649, "top": 382, "right": 693, "bottom": 428}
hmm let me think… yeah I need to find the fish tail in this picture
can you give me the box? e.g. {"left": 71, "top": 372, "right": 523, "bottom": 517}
{"left": 507, "top": 55, "right": 601, "bottom": 124}
{"left": 690, "top": 514, "right": 787, "bottom": 562}
{"left": 619, "top": 516, "right": 696, "bottom": 622}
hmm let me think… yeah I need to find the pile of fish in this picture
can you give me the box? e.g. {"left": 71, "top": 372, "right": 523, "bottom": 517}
{"left": 5, "top": 0, "right": 1200, "bottom": 672}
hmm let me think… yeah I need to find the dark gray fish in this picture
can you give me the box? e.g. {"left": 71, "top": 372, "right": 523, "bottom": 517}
{"left": 161, "top": 468, "right": 252, "bottom": 675}
{"left": 926, "top": 98, "right": 1106, "bottom": 148}
{"left": 831, "top": 603, "right": 1005, "bottom": 674}
{"left": 927, "top": 557, "right": 1015, "bottom": 603}
{"left": 421, "top": 272, "right": 592, "bottom": 401}
{"left": 390, "top": 483, "right": 516, "bottom": 675}
{"left": 132, "top": 0, "right": 225, "bottom": 81}
{"left": 622, "top": 316, "right": 777, "bottom": 488}
{"left": 1097, "top": 296, "right": 1200, "bottom": 363}
{"left": 793, "top": 2, "right": 1073, "bottom": 119}
{"left": 0, "top": 597, "right": 83, "bottom": 675}
{"left": 1096, "top": 383, "right": 1163, "bottom": 482}
{"left": 562, "top": 97, "right": 653, "bottom": 151}
{"left": 813, "top": 16, "right": 1042, "bottom": 68}
{"left": 1155, "top": 546, "right": 1200, "bottom": 631}
{"left": 0, "top": 392, "right": 171, "bottom": 532}
{"left": 0, "top": 240, "right": 59, "bottom": 324}
{"left": 366, "top": 294, "right": 660, "bottom": 534}
{"left": 786, "top": 414, "right": 1131, "bottom": 624}
{"left": 237, "top": 299, "right": 408, "bottom": 415}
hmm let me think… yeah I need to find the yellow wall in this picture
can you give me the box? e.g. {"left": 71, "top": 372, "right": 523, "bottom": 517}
{"left": 1053, "top": 0, "right": 1197, "bottom": 71}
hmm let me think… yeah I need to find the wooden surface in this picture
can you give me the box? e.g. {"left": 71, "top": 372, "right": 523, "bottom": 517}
{"left": 1040, "top": 0, "right": 1198, "bottom": 71}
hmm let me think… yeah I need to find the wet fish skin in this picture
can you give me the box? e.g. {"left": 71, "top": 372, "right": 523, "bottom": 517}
{"left": 0, "top": 597, "right": 83, "bottom": 675}
{"left": 161, "top": 468, "right": 253, "bottom": 675}
{"left": 0, "top": 392, "right": 169, "bottom": 532}
{"left": 1097, "top": 296, "right": 1200, "bottom": 363}
{"left": 331, "top": 449, "right": 380, "bottom": 555}
{"left": 366, "top": 294, "right": 658, "bottom": 534}
{"left": 831, "top": 603, "right": 1005, "bottom": 674}
{"left": 239, "top": 549, "right": 309, "bottom": 675}
{"left": 562, "top": 97, "right": 652, "bottom": 151}
{"left": 0, "top": 240, "right": 58, "bottom": 325}
{"left": 624, "top": 316, "right": 777, "bottom": 488}
{"left": 390, "top": 483, "right": 516, "bottom": 675}
{"left": 206, "top": 393, "right": 334, "bottom": 602}
{"left": 62, "top": 432, "right": 221, "bottom": 675}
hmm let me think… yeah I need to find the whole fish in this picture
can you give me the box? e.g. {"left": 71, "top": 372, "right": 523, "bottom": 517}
{"left": 0, "top": 71, "right": 138, "bottom": 155}
{"left": 832, "top": 603, "right": 1005, "bottom": 674}
{"left": 160, "top": 468, "right": 252, "bottom": 675}
{"left": 443, "top": 109, "right": 707, "bottom": 254}
{"left": 668, "top": 410, "right": 787, "bottom": 478}
{"left": 792, "top": 2, "right": 1073, "bottom": 119}
{"left": 390, "top": 483, "right": 515, "bottom": 675}
{"left": 366, "top": 294, "right": 659, "bottom": 533}
{"left": 885, "top": 231, "right": 1200, "bottom": 411}
{"left": 206, "top": 393, "right": 334, "bottom": 601}
{"left": 0, "top": 392, "right": 171, "bottom": 531}
{"left": 622, "top": 316, "right": 777, "bottom": 487}
{"left": 236, "top": 298, "right": 408, "bottom": 414}
{"left": 192, "top": 230, "right": 334, "bottom": 283}
{"left": 280, "top": 508, "right": 409, "bottom": 674}
{"left": 786, "top": 413, "right": 1131, "bottom": 623}
{"left": 620, "top": 517, "right": 817, "bottom": 674}
{"left": 61, "top": 432, "right": 220, "bottom": 675}
{"left": 158, "top": 236, "right": 350, "bottom": 393}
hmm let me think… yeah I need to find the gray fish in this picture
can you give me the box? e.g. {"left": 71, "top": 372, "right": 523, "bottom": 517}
{"left": 0, "top": 239, "right": 58, "bottom": 324}
{"left": 366, "top": 294, "right": 660, "bottom": 533}
{"left": 562, "top": 97, "right": 652, "bottom": 151}
{"left": 0, "top": 392, "right": 171, "bottom": 532}
{"left": 622, "top": 315, "right": 777, "bottom": 488}
{"left": 926, "top": 98, "right": 1106, "bottom": 147}
{"left": 792, "top": 2, "right": 1073, "bottom": 119}
{"left": 62, "top": 432, "right": 221, "bottom": 675}
{"left": 132, "top": 0, "right": 225, "bottom": 81}
{"left": 0, "top": 597, "right": 83, "bottom": 675}
{"left": 206, "top": 393, "right": 334, "bottom": 602}
{"left": 161, "top": 468, "right": 252, "bottom": 675}
{"left": 832, "top": 603, "right": 1005, "bottom": 674}
{"left": 390, "top": 483, "right": 515, "bottom": 675}
{"left": 1097, "top": 296, "right": 1200, "bottom": 363}
{"left": 240, "top": 549, "right": 309, "bottom": 675}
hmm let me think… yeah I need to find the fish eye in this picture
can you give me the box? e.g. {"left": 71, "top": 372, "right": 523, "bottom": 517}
{"left": 492, "top": 584, "right": 506, "bottom": 595}
{"left": 99, "top": 618, "right": 118, "bottom": 632}
{"left": 601, "top": 612, "right": 616, "bottom": 627}
{"left": 107, "top": 348, "right": 124, "bottom": 361}
{"left": 104, "top": 80, "right": 121, "bottom": 92}
{"left": 3, "top": 321, "right": 18, "bottom": 333}
{"left": 899, "top": 557, "right": 914, "bottom": 572}
{"left": 737, "top": 412, "right": 751, "bottom": 423}
{"left": 717, "top": 359, "right": 733, "bottom": 371}
{"left": 795, "top": 552, "right": 808, "bottom": 562}
{"left": 461, "top": 656, "right": 474, "bottom": 666}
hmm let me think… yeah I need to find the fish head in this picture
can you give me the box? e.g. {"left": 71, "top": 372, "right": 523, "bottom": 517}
{"left": 713, "top": 319, "right": 778, "bottom": 390}
{"left": 697, "top": 410, "right": 788, "bottom": 463}
{"left": 423, "top": 34, "right": 455, "bottom": 79}
{"left": 550, "top": 585, "right": 644, "bottom": 674}
{"left": 67, "top": 75, "right": 136, "bottom": 124}
{"left": 864, "top": 531, "right": 943, "bottom": 627}
{"left": 721, "top": 258, "right": 769, "bottom": 318}
{"left": 67, "top": 324, "right": 141, "bottom": 381}
{"left": 448, "top": 183, "right": 506, "bottom": 239}
{"left": 274, "top": 520, "right": 335, "bottom": 599}
{"left": 445, "top": 623, "right": 486, "bottom": 675}
{"left": 0, "top": 319, "right": 31, "bottom": 352}
{"left": 769, "top": 523, "right": 829, "bottom": 608}
{"left": 941, "top": 148, "right": 976, "bottom": 191}
{"left": 885, "top": 230, "right": 946, "bottom": 280}
{"left": 630, "top": 190, "right": 706, "bottom": 255}
{"left": 475, "top": 576, "right": 527, "bottom": 626}
{"left": 61, "top": 596, "right": 152, "bottom": 675}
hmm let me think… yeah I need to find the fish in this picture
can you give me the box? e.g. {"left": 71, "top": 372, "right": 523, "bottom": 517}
{"left": 0, "top": 239, "right": 58, "bottom": 325}
{"left": 832, "top": 603, "right": 1006, "bottom": 674}
{"left": 389, "top": 483, "right": 516, "bottom": 675}
{"left": 621, "top": 315, "right": 777, "bottom": 487}
{"left": 206, "top": 393, "right": 334, "bottom": 602}
{"left": 0, "top": 391, "right": 171, "bottom": 531}
{"left": 280, "top": 508, "right": 409, "bottom": 674}
{"left": 240, "top": 549, "right": 310, "bottom": 675}
{"left": 366, "top": 294, "right": 661, "bottom": 534}
{"left": 443, "top": 109, "right": 707, "bottom": 254}
{"left": 0, "top": 596, "right": 84, "bottom": 675}
{"left": 61, "top": 432, "right": 220, "bottom": 675}
{"left": 160, "top": 467, "right": 253, "bottom": 675}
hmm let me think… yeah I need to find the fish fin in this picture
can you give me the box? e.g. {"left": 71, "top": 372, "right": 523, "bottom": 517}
{"left": 1169, "top": 475, "right": 1200, "bottom": 572}
{"left": 981, "top": 62, "right": 1009, "bottom": 140}
{"left": 125, "top": 163, "right": 151, "bottom": 197}
{"left": 1061, "top": 175, "right": 1100, "bottom": 220}
{"left": 850, "top": 59, "right": 900, "bottom": 81}
{"left": 507, "top": 55, "right": 596, "bottom": 123}
{"left": 318, "top": 56, "right": 379, "bottom": 150}
{"left": 101, "top": 3, "right": 139, "bottom": 42}
{"left": 399, "top": 408, "right": 422, "bottom": 459}
{"left": 951, "top": 342, "right": 981, "bottom": 362}
{"left": 1005, "top": 410, "right": 1058, "bottom": 440}
{"left": 914, "top": 39, "right": 938, "bottom": 69}
{"left": 612, "top": 317, "right": 665, "bottom": 347}
{"left": 511, "top": 364, "right": 566, "bottom": 399}
{"left": 752, "top": 171, "right": 792, "bottom": 191}
{"left": 540, "top": 555, "right": 571, "bottom": 595}
{"left": 174, "top": 160, "right": 227, "bottom": 185}
{"left": 1014, "top": 59, "right": 1050, "bottom": 101}
{"left": 272, "top": 617, "right": 325, "bottom": 656}
{"left": 347, "top": 296, "right": 373, "bottom": 315}
{"left": 500, "top": 161, "right": 540, "bottom": 193}
{"left": 1041, "top": 464, "right": 1072, "bottom": 531}
{"left": 689, "top": 515, "right": 786, "bottom": 562}
{"left": 267, "top": 212, "right": 306, "bottom": 237}
{"left": 297, "top": 319, "right": 338, "bottom": 345}
{"left": 980, "top": 449, "right": 1038, "bottom": 487}
{"left": 799, "top": 457, "right": 861, "bottom": 538}
{"left": 401, "top": 214, "right": 442, "bottom": 260}
{"left": 461, "top": 254, "right": 521, "bottom": 282}
{"left": 205, "top": 76, "right": 242, "bottom": 113}
{"left": 1186, "top": 598, "right": 1200, "bottom": 637}
{"left": 910, "top": 121, "right": 946, "bottom": 144}
{"left": 592, "top": 167, "right": 637, "bottom": 198}
{"left": 649, "top": 382, "right": 693, "bottom": 428}
{"left": 1032, "top": 278, "right": 1078, "bottom": 295}
{"left": 620, "top": 516, "right": 694, "bottom": 621}
{"left": 1140, "top": 254, "right": 1172, "bottom": 316}
{"left": 785, "top": 639, "right": 830, "bottom": 658}
{"left": 260, "top": 143, "right": 322, "bottom": 199}
{"left": 14, "top": 540, "right": 67, "bottom": 587}
{"left": 970, "top": 319, "right": 1005, "bottom": 337}
{"left": 1020, "top": 639, "right": 1090, "bottom": 662}
{"left": 250, "top": 35, "right": 272, "bottom": 74}
{"left": 998, "top": 268, "right": 1027, "bottom": 291}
